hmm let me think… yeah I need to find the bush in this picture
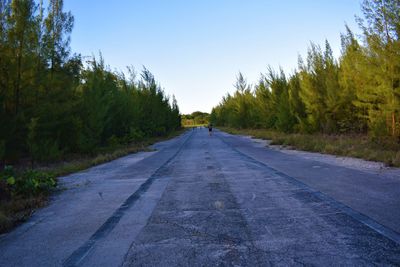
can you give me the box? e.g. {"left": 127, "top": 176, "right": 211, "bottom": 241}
{"left": 129, "top": 127, "right": 145, "bottom": 142}
{"left": 1, "top": 166, "right": 56, "bottom": 197}
{"left": 369, "top": 115, "right": 390, "bottom": 142}
{"left": 16, "top": 170, "right": 56, "bottom": 196}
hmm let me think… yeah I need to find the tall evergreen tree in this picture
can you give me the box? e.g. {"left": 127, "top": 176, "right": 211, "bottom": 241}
{"left": 358, "top": 0, "right": 400, "bottom": 138}
{"left": 0, "top": 1, "right": 182, "bottom": 164}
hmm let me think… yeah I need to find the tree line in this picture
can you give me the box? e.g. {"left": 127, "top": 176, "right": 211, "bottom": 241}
{"left": 181, "top": 111, "right": 210, "bottom": 126}
{"left": 0, "top": 0, "right": 181, "bottom": 164}
{"left": 211, "top": 0, "right": 400, "bottom": 142}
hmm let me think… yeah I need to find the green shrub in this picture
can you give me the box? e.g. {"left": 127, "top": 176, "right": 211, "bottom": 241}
{"left": 1, "top": 167, "right": 56, "bottom": 197}
{"left": 369, "top": 115, "right": 390, "bottom": 142}
{"left": 16, "top": 170, "right": 56, "bottom": 196}
{"left": 129, "top": 127, "right": 144, "bottom": 142}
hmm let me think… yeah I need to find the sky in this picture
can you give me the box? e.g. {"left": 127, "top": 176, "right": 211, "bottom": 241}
{"left": 64, "top": 0, "right": 363, "bottom": 114}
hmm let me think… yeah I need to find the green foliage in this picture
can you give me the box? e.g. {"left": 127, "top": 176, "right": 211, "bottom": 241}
{"left": 0, "top": 0, "right": 181, "bottom": 235}
{"left": 211, "top": 73, "right": 258, "bottom": 129}
{"left": 128, "top": 127, "right": 145, "bottom": 142}
{"left": 6, "top": 176, "right": 15, "bottom": 186}
{"left": 16, "top": 170, "right": 56, "bottom": 196}
{"left": 1, "top": 166, "right": 56, "bottom": 197}
{"left": 0, "top": 0, "right": 181, "bottom": 165}
{"left": 212, "top": 1, "right": 400, "bottom": 143}
{"left": 356, "top": 0, "right": 400, "bottom": 138}
{"left": 212, "top": 70, "right": 296, "bottom": 131}
{"left": 182, "top": 111, "right": 210, "bottom": 126}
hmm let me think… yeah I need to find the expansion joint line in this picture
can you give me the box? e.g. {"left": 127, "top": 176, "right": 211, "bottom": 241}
{"left": 215, "top": 131, "right": 400, "bottom": 245}
{"left": 63, "top": 130, "right": 194, "bottom": 267}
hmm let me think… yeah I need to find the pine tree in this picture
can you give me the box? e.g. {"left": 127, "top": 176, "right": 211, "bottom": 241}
{"left": 0, "top": 1, "right": 182, "bottom": 164}
{"left": 358, "top": 0, "right": 400, "bottom": 138}
{"left": 338, "top": 26, "right": 368, "bottom": 133}
{"left": 287, "top": 72, "right": 307, "bottom": 132}
{"left": 43, "top": 0, "right": 73, "bottom": 80}
{"left": 254, "top": 76, "right": 273, "bottom": 128}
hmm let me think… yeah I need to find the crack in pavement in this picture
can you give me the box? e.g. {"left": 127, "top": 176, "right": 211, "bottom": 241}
{"left": 121, "top": 130, "right": 267, "bottom": 266}
{"left": 63, "top": 130, "right": 195, "bottom": 267}
{"left": 216, "top": 131, "right": 400, "bottom": 245}
{"left": 3, "top": 128, "right": 400, "bottom": 266}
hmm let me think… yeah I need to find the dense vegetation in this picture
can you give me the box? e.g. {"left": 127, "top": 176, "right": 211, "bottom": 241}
{"left": 0, "top": 0, "right": 181, "bottom": 232}
{"left": 0, "top": 0, "right": 181, "bottom": 165}
{"left": 211, "top": 0, "right": 400, "bottom": 145}
{"left": 181, "top": 111, "right": 210, "bottom": 126}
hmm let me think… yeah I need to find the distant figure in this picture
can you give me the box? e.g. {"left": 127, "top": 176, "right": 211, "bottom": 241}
{"left": 208, "top": 123, "right": 213, "bottom": 136}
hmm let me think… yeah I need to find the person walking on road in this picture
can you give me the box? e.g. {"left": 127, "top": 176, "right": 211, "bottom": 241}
{"left": 208, "top": 123, "right": 213, "bottom": 136}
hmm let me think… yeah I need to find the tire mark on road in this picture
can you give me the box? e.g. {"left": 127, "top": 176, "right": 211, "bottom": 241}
{"left": 122, "top": 132, "right": 266, "bottom": 266}
{"left": 215, "top": 131, "right": 400, "bottom": 245}
{"left": 205, "top": 140, "right": 267, "bottom": 266}
{"left": 63, "top": 130, "right": 194, "bottom": 267}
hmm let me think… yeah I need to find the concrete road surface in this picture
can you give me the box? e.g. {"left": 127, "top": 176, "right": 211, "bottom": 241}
{"left": 1, "top": 128, "right": 400, "bottom": 266}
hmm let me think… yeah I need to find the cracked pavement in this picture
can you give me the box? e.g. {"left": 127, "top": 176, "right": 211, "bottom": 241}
{"left": 1, "top": 128, "right": 400, "bottom": 266}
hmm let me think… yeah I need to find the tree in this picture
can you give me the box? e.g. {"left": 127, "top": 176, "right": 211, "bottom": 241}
{"left": 0, "top": 1, "right": 182, "bottom": 164}
{"left": 43, "top": 0, "right": 73, "bottom": 80}
{"left": 357, "top": 0, "right": 400, "bottom": 139}
{"left": 254, "top": 76, "right": 273, "bottom": 128}
{"left": 211, "top": 0, "right": 400, "bottom": 143}
{"left": 338, "top": 26, "right": 368, "bottom": 133}
{"left": 287, "top": 72, "right": 307, "bottom": 132}
{"left": 232, "top": 72, "right": 256, "bottom": 128}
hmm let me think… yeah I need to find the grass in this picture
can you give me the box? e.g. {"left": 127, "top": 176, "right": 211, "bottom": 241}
{"left": 0, "top": 129, "right": 186, "bottom": 234}
{"left": 0, "top": 196, "right": 47, "bottom": 234}
{"left": 219, "top": 127, "right": 400, "bottom": 167}
{"left": 27, "top": 128, "right": 185, "bottom": 178}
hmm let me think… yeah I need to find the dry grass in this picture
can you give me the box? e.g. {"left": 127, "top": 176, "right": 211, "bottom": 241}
{"left": 220, "top": 127, "right": 400, "bottom": 167}
{"left": 36, "top": 129, "right": 185, "bottom": 178}
{"left": 0, "top": 195, "right": 47, "bottom": 233}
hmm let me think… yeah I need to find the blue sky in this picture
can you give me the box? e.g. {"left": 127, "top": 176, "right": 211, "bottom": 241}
{"left": 64, "top": 0, "right": 363, "bottom": 114}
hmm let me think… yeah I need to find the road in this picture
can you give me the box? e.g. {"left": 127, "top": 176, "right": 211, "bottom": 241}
{"left": 1, "top": 128, "right": 400, "bottom": 266}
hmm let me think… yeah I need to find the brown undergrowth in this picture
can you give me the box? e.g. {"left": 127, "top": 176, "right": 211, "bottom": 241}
{"left": 220, "top": 127, "right": 400, "bottom": 167}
